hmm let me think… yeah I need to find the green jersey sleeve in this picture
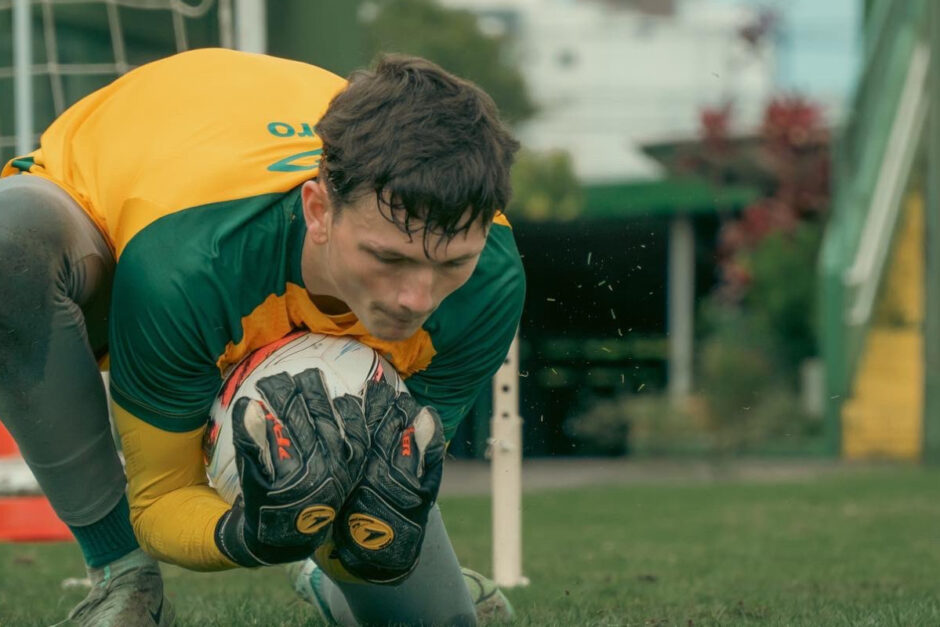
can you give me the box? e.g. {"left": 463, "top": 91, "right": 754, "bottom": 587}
{"left": 407, "top": 224, "right": 526, "bottom": 440}
{"left": 108, "top": 193, "right": 303, "bottom": 432}
{"left": 107, "top": 224, "right": 224, "bottom": 432}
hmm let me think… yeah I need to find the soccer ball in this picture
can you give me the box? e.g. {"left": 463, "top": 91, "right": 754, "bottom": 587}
{"left": 203, "top": 330, "right": 405, "bottom": 504}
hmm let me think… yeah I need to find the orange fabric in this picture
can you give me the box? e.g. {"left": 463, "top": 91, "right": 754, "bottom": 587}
{"left": 217, "top": 283, "right": 436, "bottom": 378}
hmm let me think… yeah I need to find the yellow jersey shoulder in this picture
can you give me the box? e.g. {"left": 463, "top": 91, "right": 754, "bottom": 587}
{"left": 2, "top": 48, "right": 347, "bottom": 255}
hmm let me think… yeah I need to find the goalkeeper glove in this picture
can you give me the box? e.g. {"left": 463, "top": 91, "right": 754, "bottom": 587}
{"left": 215, "top": 368, "right": 369, "bottom": 567}
{"left": 329, "top": 378, "right": 446, "bottom": 584}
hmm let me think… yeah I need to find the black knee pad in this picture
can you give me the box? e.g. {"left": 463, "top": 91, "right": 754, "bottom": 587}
{"left": 0, "top": 179, "right": 73, "bottom": 294}
{"left": 0, "top": 179, "right": 81, "bottom": 381}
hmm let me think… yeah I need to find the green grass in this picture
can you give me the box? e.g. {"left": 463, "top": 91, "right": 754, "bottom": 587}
{"left": 1, "top": 466, "right": 939, "bottom": 626}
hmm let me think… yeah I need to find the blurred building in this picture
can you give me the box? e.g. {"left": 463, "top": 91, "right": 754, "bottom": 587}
{"left": 713, "top": 0, "right": 861, "bottom": 119}
{"left": 439, "top": 0, "right": 776, "bottom": 181}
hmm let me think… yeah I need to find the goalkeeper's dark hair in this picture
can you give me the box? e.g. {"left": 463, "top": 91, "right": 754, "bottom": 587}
{"left": 315, "top": 54, "right": 520, "bottom": 249}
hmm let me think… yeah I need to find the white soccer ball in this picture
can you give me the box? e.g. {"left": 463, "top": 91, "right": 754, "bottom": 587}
{"left": 203, "top": 330, "right": 405, "bottom": 504}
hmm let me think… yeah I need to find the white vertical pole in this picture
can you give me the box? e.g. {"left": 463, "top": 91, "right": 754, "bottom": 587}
{"left": 218, "top": 0, "right": 235, "bottom": 50}
{"left": 13, "top": 0, "right": 34, "bottom": 156}
{"left": 668, "top": 214, "right": 695, "bottom": 400}
{"left": 490, "top": 332, "right": 528, "bottom": 588}
{"left": 235, "top": 0, "right": 266, "bottom": 53}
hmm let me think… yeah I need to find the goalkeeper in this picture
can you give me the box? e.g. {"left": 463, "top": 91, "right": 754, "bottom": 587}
{"left": 0, "top": 49, "right": 524, "bottom": 626}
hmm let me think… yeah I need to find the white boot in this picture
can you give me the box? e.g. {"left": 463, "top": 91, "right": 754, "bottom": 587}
{"left": 60, "top": 549, "right": 175, "bottom": 627}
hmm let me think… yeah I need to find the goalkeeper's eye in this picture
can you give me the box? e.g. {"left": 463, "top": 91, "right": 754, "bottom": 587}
{"left": 375, "top": 254, "right": 408, "bottom": 266}
{"left": 442, "top": 258, "right": 470, "bottom": 269}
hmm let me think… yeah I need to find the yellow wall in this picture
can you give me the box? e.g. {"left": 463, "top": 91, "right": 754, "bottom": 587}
{"left": 842, "top": 191, "right": 924, "bottom": 460}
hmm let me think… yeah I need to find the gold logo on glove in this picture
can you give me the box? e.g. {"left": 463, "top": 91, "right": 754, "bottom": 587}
{"left": 348, "top": 514, "right": 395, "bottom": 550}
{"left": 296, "top": 505, "right": 336, "bottom": 535}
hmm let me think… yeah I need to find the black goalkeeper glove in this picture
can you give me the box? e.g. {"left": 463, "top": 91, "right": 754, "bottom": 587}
{"left": 329, "top": 378, "right": 446, "bottom": 584}
{"left": 214, "top": 368, "right": 370, "bottom": 567}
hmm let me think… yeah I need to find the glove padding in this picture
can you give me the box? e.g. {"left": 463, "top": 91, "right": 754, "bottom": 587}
{"left": 330, "top": 378, "right": 446, "bottom": 583}
{"left": 215, "top": 367, "right": 369, "bottom": 567}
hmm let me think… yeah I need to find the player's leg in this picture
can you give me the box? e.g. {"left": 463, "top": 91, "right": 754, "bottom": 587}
{"left": 310, "top": 505, "right": 475, "bottom": 625}
{"left": 292, "top": 561, "right": 513, "bottom": 626}
{"left": 291, "top": 505, "right": 513, "bottom": 626}
{"left": 0, "top": 175, "right": 173, "bottom": 626}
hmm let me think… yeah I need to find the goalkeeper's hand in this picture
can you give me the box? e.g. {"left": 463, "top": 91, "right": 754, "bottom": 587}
{"left": 328, "top": 378, "right": 446, "bottom": 584}
{"left": 214, "top": 368, "right": 370, "bottom": 567}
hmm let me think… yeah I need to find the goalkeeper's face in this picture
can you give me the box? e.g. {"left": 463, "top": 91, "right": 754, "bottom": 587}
{"left": 301, "top": 178, "right": 487, "bottom": 341}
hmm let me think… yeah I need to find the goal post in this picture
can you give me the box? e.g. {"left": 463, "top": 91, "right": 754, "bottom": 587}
{"left": 234, "top": 0, "right": 264, "bottom": 53}
{"left": 490, "top": 332, "right": 528, "bottom": 588}
{"left": 12, "top": 0, "right": 32, "bottom": 156}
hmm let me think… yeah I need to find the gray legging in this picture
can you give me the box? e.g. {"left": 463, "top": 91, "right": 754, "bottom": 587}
{"left": 323, "top": 505, "right": 476, "bottom": 626}
{"left": 0, "top": 174, "right": 475, "bottom": 625}
{"left": 0, "top": 174, "right": 124, "bottom": 525}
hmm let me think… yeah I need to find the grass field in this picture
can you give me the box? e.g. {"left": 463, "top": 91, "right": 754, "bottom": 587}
{"left": 1, "top": 465, "right": 938, "bottom": 626}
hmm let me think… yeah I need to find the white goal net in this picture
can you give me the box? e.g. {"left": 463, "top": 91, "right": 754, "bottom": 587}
{"left": 0, "top": 0, "right": 240, "bottom": 164}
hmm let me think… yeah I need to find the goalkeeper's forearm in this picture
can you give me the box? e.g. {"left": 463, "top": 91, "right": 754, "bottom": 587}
{"left": 113, "top": 403, "right": 237, "bottom": 570}
{"left": 130, "top": 485, "right": 237, "bottom": 571}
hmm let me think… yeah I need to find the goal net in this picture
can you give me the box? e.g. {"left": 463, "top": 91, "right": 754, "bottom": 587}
{"left": 0, "top": 0, "right": 238, "bottom": 164}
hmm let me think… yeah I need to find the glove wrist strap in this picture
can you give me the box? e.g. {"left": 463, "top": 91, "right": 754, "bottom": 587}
{"left": 214, "top": 506, "right": 268, "bottom": 568}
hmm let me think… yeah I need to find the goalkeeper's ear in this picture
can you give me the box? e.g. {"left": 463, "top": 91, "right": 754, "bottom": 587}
{"left": 301, "top": 178, "right": 333, "bottom": 245}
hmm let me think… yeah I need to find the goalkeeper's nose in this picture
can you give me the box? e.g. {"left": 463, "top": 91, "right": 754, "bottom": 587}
{"left": 395, "top": 269, "right": 435, "bottom": 317}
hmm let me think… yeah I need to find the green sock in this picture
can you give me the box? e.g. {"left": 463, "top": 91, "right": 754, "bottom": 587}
{"left": 68, "top": 495, "right": 140, "bottom": 568}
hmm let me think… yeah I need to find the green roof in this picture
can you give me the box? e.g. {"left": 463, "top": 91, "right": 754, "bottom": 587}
{"left": 583, "top": 177, "right": 760, "bottom": 219}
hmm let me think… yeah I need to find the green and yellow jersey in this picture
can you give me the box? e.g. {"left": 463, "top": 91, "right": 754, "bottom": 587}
{"left": 1, "top": 48, "right": 524, "bottom": 570}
